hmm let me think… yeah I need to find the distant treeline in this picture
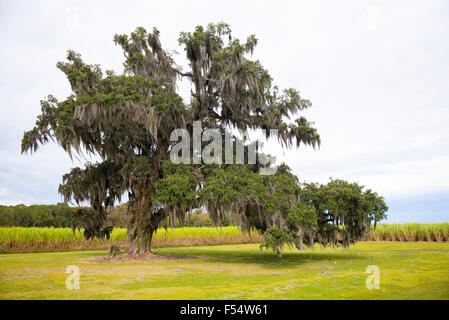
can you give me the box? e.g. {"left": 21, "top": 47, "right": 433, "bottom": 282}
{"left": 0, "top": 204, "right": 73, "bottom": 227}
{"left": 0, "top": 203, "right": 223, "bottom": 228}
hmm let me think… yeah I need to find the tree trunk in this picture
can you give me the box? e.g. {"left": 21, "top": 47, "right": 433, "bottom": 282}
{"left": 125, "top": 160, "right": 167, "bottom": 255}
{"left": 126, "top": 207, "right": 166, "bottom": 255}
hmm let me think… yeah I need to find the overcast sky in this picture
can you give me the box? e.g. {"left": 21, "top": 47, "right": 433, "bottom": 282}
{"left": 0, "top": 0, "right": 448, "bottom": 223}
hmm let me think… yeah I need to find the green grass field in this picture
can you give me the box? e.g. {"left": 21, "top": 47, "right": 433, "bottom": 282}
{"left": 1, "top": 241, "right": 448, "bottom": 300}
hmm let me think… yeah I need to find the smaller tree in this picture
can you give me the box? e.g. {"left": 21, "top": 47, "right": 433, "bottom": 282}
{"left": 261, "top": 179, "right": 388, "bottom": 256}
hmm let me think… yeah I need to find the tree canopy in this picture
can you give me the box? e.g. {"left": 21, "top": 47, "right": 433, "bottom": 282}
{"left": 21, "top": 23, "right": 386, "bottom": 255}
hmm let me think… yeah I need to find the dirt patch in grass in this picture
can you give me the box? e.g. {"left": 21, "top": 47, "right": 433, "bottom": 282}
{"left": 84, "top": 253, "right": 206, "bottom": 263}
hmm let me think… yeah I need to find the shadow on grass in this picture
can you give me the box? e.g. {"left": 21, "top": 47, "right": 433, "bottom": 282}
{"left": 154, "top": 246, "right": 366, "bottom": 269}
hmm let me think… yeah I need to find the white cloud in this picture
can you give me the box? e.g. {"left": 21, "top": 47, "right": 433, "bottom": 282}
{"left": 356, "top": 156, "right": 449, "bottom": 198}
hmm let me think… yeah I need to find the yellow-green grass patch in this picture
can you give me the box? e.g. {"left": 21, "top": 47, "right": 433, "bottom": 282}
{"left": 0, "top": 242, "right": 448, "bottom": 300}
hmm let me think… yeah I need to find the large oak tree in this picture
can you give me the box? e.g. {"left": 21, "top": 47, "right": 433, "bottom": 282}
{"left": 22, "top": 23, "right": 386, "bottom": 255}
